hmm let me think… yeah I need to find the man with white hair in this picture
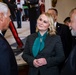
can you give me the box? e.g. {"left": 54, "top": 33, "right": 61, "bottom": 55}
{"left": 0, "top": 2, "right": 18, "bottom": 75}
{"left": 61, "top": 8, "right": 76, "bottom": 75}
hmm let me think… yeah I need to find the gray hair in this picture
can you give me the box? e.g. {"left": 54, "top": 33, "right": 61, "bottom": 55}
{"left": 0, "top": 2, "right": 9, "bottom": 16}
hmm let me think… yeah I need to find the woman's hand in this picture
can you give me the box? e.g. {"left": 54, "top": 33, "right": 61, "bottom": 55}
{"left": 37, "top": 58, "right": 47, "bottom": 66}
{"left": 33, "top": 59, "right": 40, "bottom": 68}
{"left": 33, "top": 58, "right": 47, "bottom": 68}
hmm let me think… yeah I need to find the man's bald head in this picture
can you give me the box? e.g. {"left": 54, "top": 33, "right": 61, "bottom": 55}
{"left": 69, "top": 8, "right": 76, "bottom": 31}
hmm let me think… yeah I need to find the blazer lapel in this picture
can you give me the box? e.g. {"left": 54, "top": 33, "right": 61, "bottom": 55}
{"left": 44, "top": 34, "right": 53, "bottom": 48}
{"left": 37, "top": 34, "right": 54, "bottom": 54}
{"left": 0, "top": 34, "right": 7, "bottom": 41}
{"left": 56, "top": 22, "right": 61, "bottom": 35}
{"left": 30, "top": 33, "right": 38, "bottom": 53}
{"left": 0, "top": 34, "right": 11, "bottom": 48}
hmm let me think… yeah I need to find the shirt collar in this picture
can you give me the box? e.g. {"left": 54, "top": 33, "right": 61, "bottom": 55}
{"left": 0, "top": 30, "right": 3, "bottom": 35}
{"left": 54, "top": 22, "right": 57, "bottom": 27}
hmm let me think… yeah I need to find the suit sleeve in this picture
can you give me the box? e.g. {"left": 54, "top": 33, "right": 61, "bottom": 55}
{"left": 22, "top": 36, "right": 35, "bottom": 67}
{"left": 62, "top": 25, "right": 72, "bottom": 58}
{"left": 46, "top": 36, "right": 65, "bottom": 67}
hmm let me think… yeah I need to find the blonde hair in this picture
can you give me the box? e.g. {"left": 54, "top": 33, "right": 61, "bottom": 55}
{"left": 36, "top": 12, "right": 56, "bottom": 35}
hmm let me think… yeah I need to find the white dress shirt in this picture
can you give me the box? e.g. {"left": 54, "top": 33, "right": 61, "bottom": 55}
{"left": 54, "top": 22, "right": 57, "bottom": 27}
{"left": 0, "top": 30, "right": 3, "bottom": 35}
{"left": 16, "top": 0, "right": 24, "bottom": 9}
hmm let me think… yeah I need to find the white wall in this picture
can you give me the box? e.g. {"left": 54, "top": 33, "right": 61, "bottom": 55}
{"left": 55, "top": 0, "right": 76, "bottom": 23}
{"left": 45, "top": 0, "right": 76, "bottom": 23}
{"left": 45, "top": 0, "right": 52, "bottom": 12}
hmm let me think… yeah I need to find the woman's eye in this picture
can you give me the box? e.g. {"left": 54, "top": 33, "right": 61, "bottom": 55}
{"left": 43, "top": 21, "right": 48, "bottom": 23}
{"left": 39, "top": 18, "right": 48, "bottom": 24}
{"left": 39, "top": 18, "right": 42, "bottom": 21}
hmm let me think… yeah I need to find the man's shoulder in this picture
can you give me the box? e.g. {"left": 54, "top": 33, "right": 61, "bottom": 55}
{"left": 57, "top": 22, "right": 69, "bottom": 29}
{"left": 57, "top": 22, "right": 67, "bottom": 26}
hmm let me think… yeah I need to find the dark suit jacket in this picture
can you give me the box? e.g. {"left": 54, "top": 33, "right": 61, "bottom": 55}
{"left": 61, "top": 45, "right": 76, "bottom": 75}
{"left": 56, "top": 22, "right": 72, "bottom": 58}
{"left": 72, "top": 36, "right": 76, "bottom": 48}
{"left": 0, "top": 34, "right": 18, "bottom": 75}
{"left": 22, "top": 33, "right": 65, "bottom": 75}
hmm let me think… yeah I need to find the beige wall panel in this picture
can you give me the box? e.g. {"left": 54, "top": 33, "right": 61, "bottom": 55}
{"left": 55, "top": 0, "right": 76, "bottom": 23}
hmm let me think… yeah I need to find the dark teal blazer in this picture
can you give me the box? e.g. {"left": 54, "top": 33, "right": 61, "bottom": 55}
{"left": 22, "top": 33, "right": 65, "bottom": 75}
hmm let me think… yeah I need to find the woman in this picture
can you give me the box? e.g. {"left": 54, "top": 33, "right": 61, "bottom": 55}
{"left": 22, "top": 12, "right": 65, "bottom": 75}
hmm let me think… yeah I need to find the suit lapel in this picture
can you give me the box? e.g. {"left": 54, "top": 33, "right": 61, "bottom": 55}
{"left": 0, "top": 34, "right": 7, "bottom": 42}
{"left": 30, "top": 33, "right": 54, "bottom": 54}
{"left": 37, "top": 34, "right": 55, "bottom": 54}
{"left": 0, "top": 34, "right": 5, "bottom": 40}
{"left": 0, "top": 34, "right": 11, "bottom": 48}
{"left": 56, "top": 22, "right": 61, "bottom": 35}
{"left": 30, "top": 33, "right": 38, "bottom": 53}
{"left": 45, "top": 34, "right": 53, "bottom": 47}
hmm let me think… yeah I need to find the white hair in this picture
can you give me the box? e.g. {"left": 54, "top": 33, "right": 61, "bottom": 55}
{"left": 0, "top": 2, "right": 9, "bottom": 16}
